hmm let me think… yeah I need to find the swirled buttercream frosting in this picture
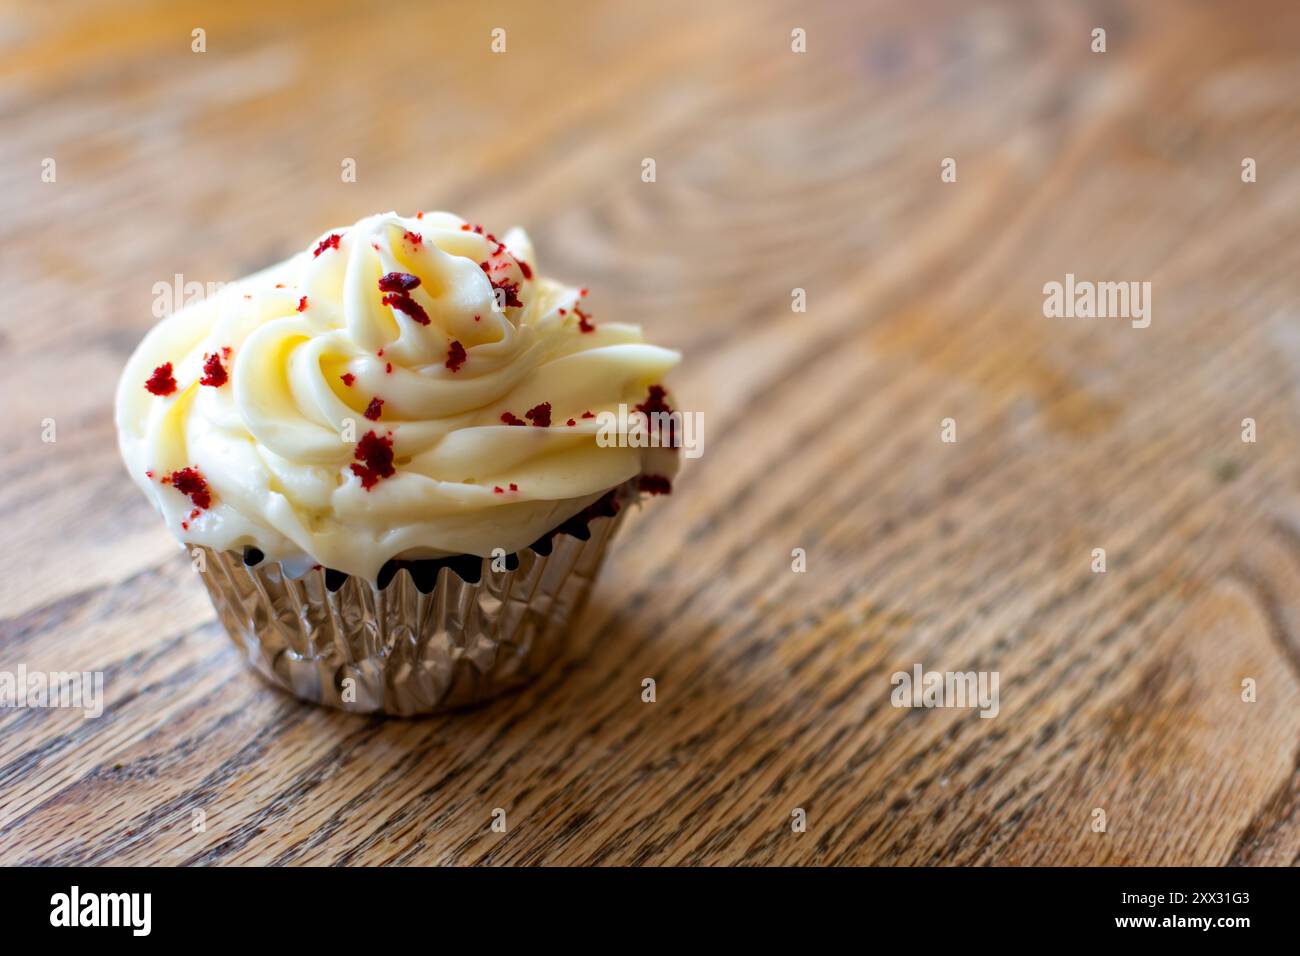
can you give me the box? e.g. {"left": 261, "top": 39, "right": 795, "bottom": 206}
{"left": 116, "top": 211, "right": 681, "bottom": 582}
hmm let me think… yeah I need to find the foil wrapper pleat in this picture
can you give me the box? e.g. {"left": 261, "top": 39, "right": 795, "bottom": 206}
{"left": 194, "top": 505, "right": 626, "bottom": 716}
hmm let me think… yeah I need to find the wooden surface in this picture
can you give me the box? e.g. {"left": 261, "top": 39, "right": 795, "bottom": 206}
{"left": 2, "top": 0, "right": 1299, "bottom": 866}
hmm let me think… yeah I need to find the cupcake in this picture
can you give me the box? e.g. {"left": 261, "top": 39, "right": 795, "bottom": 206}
{"left": 116, "top": 211, "right": 681, "bottom": 715}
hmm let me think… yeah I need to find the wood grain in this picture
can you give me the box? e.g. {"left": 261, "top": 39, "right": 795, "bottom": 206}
{"left": 2, "top": 0, "right": 1299, "bottom": 865}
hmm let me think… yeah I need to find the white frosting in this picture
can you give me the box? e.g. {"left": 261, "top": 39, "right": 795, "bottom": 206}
{"left": 116, "top": 211, "right": 680, "bottom": 581}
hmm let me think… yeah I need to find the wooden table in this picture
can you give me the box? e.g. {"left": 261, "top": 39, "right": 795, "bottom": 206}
{"left": 2, "top": 0, "right": 1298, "bottom": 866}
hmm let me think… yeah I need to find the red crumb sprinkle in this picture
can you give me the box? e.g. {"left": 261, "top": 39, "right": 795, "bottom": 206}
{"left": 636, "top": 384, "right": 672, "bottom": 417}
{"left": 636, "top": 384, "right": 676, "bottom": 445}
{"left": 340, "top": 373, "right": 356, "bottom": 387}
{"left": 403, "top": 230, "right": 423, "bottom": 246}
{"left": 385, "top": 362, "right": 393, "bottom": 374}
{"left": 575, "top": 305, "right": 595, "bottom": 333}
{"left": 378, "top": 272, "right": 421, "bottom": 293}
{"left": 509, "top": 482, "right": 518, "bottom": 492}
{"left": 524, "top": 402, "right": 552, "bottom": 427}
{"left": 558, "top": 308, "right": 567, "bottom": 316}
{"left": 199, "top": 351, "right": 228, "bottom": 388}
{"left": 168, "top": 467, "right": 212, "bottom": 510}
{"left": 480, "top": 262, "right": 523, "bottom": 307}
{"left": 500, "top": 411, "right": 526, "bottom": 426}
{"left": 566, "top": 418, "right": 576, "bottom": 427}
{"left": 313, "top": 233, "right": 342, "bottom": 257}
{"left": 364, "top": 397, "right": 384, "bottom": 421}
{"left": 516, "top": 259, "right": 533, "bottom": 280}
{"left": 382, "top": 292, "right": 430, "bottom": 325}
{"left": 377, "top": 349, "right": 384, "bottom": 356}
{"left": 494, "top": 485, "right": 504, "bottom": 494}
{"left": 144, "top": 363, "right": 177, "bottom": 396}
{"left": 350, "top": 430, "right": 395, "bottom": 489}
{"left": 581, "top": 410, "right": 595, "bottom": 419}
{"left": 446, "top": 340, "right": 467, "bottom": 372}
{"left": 495, "top": 279, "right": 522, "bottom": 307}
{"left": 473, "top": 314, "right": 481, "bottom": 322}
{"left": 639, "top": 474, "right": 673, "bottom": 495}
{"left": 222, "top": 346, "right": 231, "bottom": 358}
{"left": 145, "top": 470, "right": 154, "bottom": 478}
{"left": 416, "top": 211, "right": 424, "bottom": 219}
{"left": 297, "top": 296, "right": 308, "bottom": 312}
{"left": 579, "top": 288, "right": 589, "bottom": 297}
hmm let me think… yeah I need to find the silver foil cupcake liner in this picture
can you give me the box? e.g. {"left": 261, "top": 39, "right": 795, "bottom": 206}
{"left": 194, "top": 492, "right": 629, "bottom": 716}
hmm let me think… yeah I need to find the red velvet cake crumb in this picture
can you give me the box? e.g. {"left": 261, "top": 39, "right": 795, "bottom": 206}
{"left": 575, "top": 305, "right": 595, "bottom": 333}
{"left": 378, "top": 272, "right": 421, "bottom": 293}
{"left": 144, "top": 363, "right": 177, "bottom": 396}
{"left": 480, "top": 261, "right": 523, "bottom": 307}
{"left": 297, "top": 296, "right": 308, "bottom": 312}
{"left": 341, "top": 373, "right": 355, "bottom": 387}
{"left": 446, "top": 340, "right": 467, "bottom": 372}
{"left": 168, "top": 467, "right": 212, "bottom": 509}
{"left": 500, "top": 411, "right": 526, "bottom": 426}
{"left": 350, "top": 431, "right": 395, "bottom": 489}
{"left": 636, "top": 385, "right": 675, "bottom": 444}
{"left": 382, "top": 292, "right": 430, "bottom": 325}
{"left": 313, "top": 233, "right": 342, "bottom": 257}
{"left": 524, "top": 402, "right": 552, "bottom": 427}
{"left": 636, "top": 384, "right": 672, "bottom": 417}
{"left": 364, "top": 397, "right": 384, "bottom": 421}
{"left": 199, "top": 351, "right": 228, "bottom": 388}
{"left": 494, "top": 278, "right": 523, "bottom": 308}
